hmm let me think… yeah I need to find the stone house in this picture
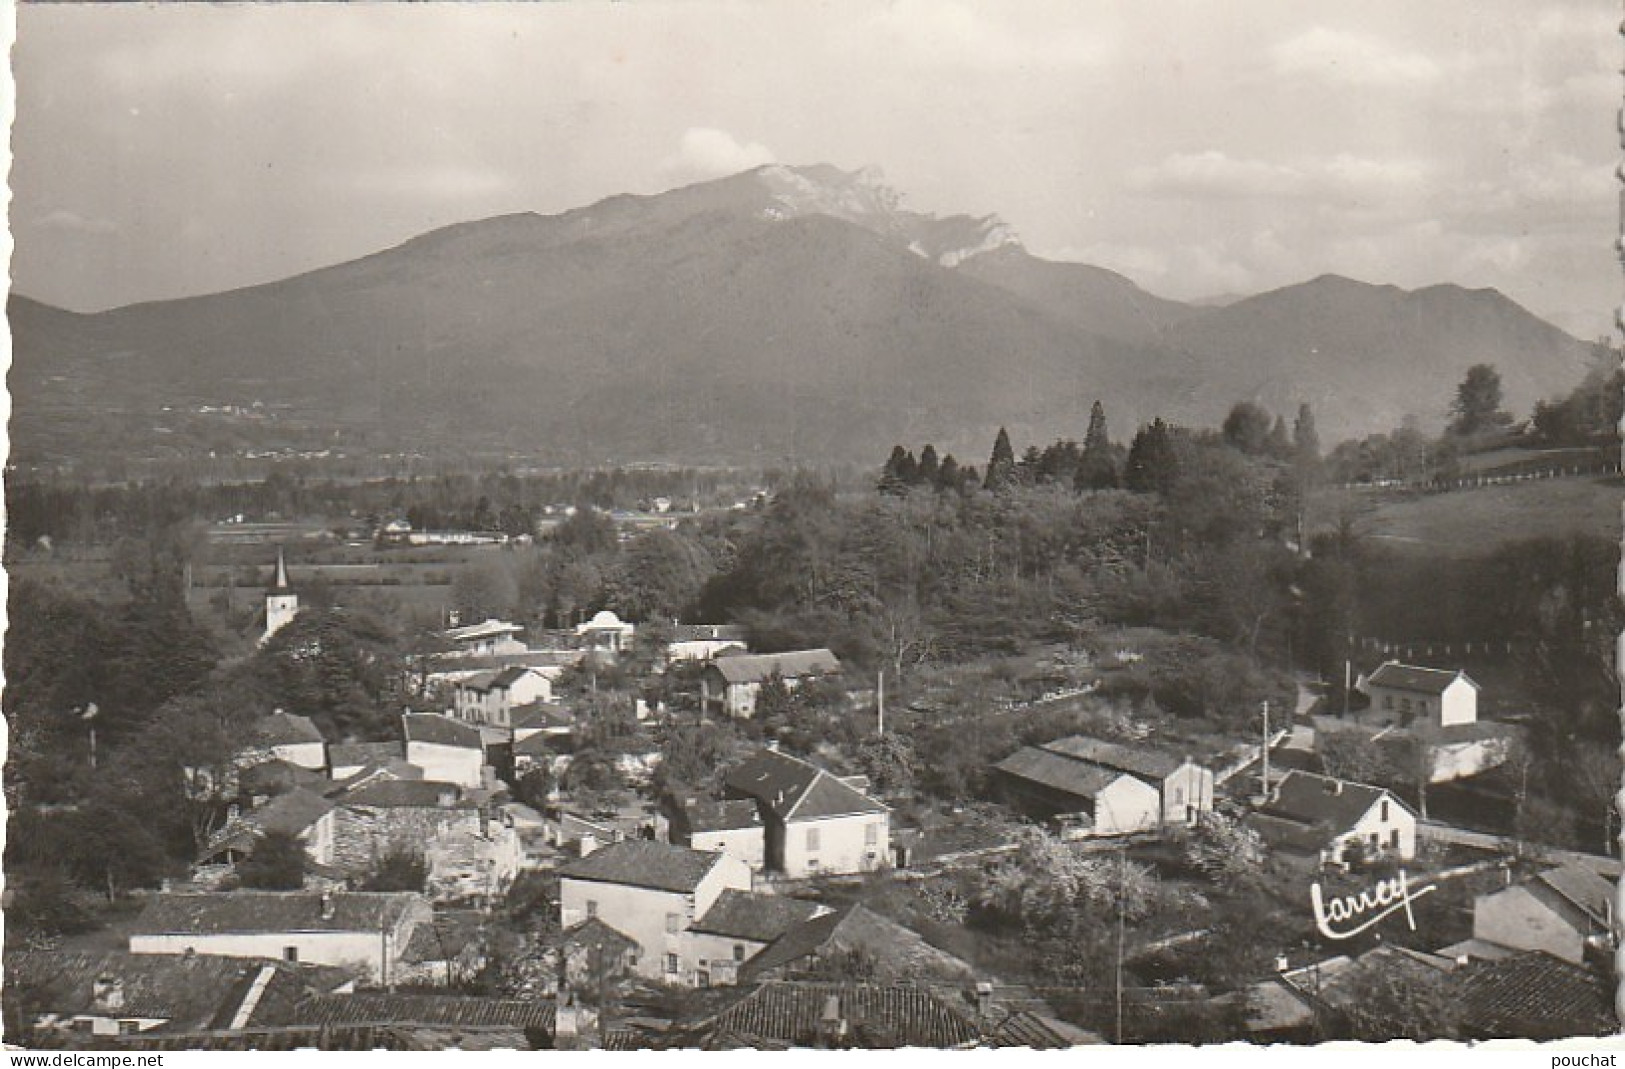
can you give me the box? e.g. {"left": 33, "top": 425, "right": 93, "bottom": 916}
{"left": 700, "top": 649, "right": 842, "bottom": 719}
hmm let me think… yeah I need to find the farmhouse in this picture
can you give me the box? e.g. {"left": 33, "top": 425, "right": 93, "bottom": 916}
{"left": 127, "top": 891, "right": 432, "bottom": 985}
{"left": 453, "top": 666, "right": 554, "bottom": 727}
{"left": 1038, "top": 736, "right": 1214, "bottom": 827}
{"left": 1251, "top": 771, "right": 1417, "bottom": 866}
{"left": 557, "top": 840, "right": 753, "bottom": 985}
{"left": 443, "top": 619, "right": 529, "bottom": 659}
{"left": 247, "top": 710, "right": 327, "bottom": 771}
{"left": 329, "top": 779, "right": 521, "bottom": 903}
{"left": 739, "top": 903, "right": 976, "bottom": 984}
{"left": 723, "top": 748, "right": 889, "bottom": 877}
{"left": 1363, "top": 662, "right": 1479, "bottom": 727}
{"left": 701, "top": 649, "right": 842, "bottom": 719}
{"left": 991, "top": 745, "right": 1160, "bottom": 836}
{"left": 663, "top": 794, "right": 767, "bottom": 872}
{"left": 667, "top": 623, "right": 748, "bottom": 664}
{"left": 200, "top": 787, "right": 336, "bottom": 870}
{"left": 402, "top": 712, "right": 488, "bottom": 788}
{"left": 684, "top": 890, "right": 831, "bottom": 986}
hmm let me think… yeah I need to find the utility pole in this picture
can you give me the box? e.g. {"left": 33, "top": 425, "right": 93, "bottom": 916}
{"left": 1260, "top": 700, "right": 1271, "bottom": 800}
{"left": 1115, "top": 845, "right": 1127, "bottom": 1045}
{"left": 877, "top": 669, "right": 885, "bottom": 737}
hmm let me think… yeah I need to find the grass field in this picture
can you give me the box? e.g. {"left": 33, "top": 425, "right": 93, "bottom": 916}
{"left": 1320, "top": 474, "right": 1620, "bottom": 556}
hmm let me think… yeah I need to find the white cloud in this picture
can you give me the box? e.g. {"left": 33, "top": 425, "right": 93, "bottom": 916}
{"left": 1271, "top": 27, "right": 1440, "bottom": 87}
{"left": 30, "top": 209, "right": 118, "bottom": 235}
{"left": 1128, "top": 151, "right": 1427, "bottom": 203}
{"left": 659, "top": 127, "right": 776, "bottom": 183}
{"left": 330, "top": 165, "right": 517, "bottom": 200}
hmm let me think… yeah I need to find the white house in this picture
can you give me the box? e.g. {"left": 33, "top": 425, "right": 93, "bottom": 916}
{"left": 723, "top": 748, "right": 889, "bottom": 877}
{"left": 1251, "top": 771, "right": 1417, "bottom": 866}
{"left": 700, "top": 649, "right": 842, "bottom": 719}
{"left": 1363, "top": 662, "right": 1479, "bottom": 727}
{"left": 576, "top": 610, "right": 636, "bottom": 654}
{"left": 128, "top": 891, "right": 432, "bottom": 985}
{"left": 667, "top": 623, "right": 749, "bottom": 664}
{"left": 199, "top": 787, "right": 337, "bottom": 870}
{"left": 663, "top": 795, "right": 767, "bottom": 872}
{"left": 402, "top": 713, "right": 488, "bottom": 788}
{"left": 442, "top": 619, "right": 529, "bottom": 659}
{"left": 1038, "top": 736, "right": 1214, "bottom": 827}
{"left": 557, "top": 841, "right": 752, "bottom": 985}
{"left": 683, "top": 890, "right": 830, "bottom": 986}
{"left": 453, "top": 666, "right": 554, "bottom": 727}
{"left": 248, "top": 710, "right": 328, "bottom": 772}
{"left": 1472, "top": 862, "right": 1616, "bottom": 964}
{"left": 992, "top": 746, "right": 1162, "bottom": 837}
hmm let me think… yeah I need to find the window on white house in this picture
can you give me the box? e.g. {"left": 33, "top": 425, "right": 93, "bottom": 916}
{"left": 666, "top": 913, "right": 681, "bottom": 934}
{"left": 1384, "top": 696, "right": 1394, "bottom": 710}
{"left": 733, "top": 944, "right": 746, "bottom": 962}
{"left": 586, "top": 900, "right": 598, "bottom": 918}
{"left": 1390, "top": 829, "right": 1400, "bottom": 849}
{"left": 665, "top": 953, "right": 679, "bottom": 975}
{"left": 118, "top": 1021, "right": 139, "bottom": 1036}
{"left": 864, "top": 823, "right": 878, "bottom": 846}
{"left": 1380, "top": 800, "right": 1389, "bottom": 822}
{"left": 283, "top": 946, "right": 299, "bottom": 962}
{"left": 806, "top": 827, "right": 821, "bottom": 851}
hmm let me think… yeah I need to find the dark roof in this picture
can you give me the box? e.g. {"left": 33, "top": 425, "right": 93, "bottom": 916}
{"left": 402, "top": 713, "right": 485, "bottom": 750}
{"left": 458, "top": 666, "right": 534, "bottom": 694}
{"left": 742, "top": 904, "right": 975, "bottom": 983}
{"left": 558, "top": 840, "right": 725, "bottom": 894}
{"left": 444, "top": 618, "right": 524, "bottom": 642}
{"left": 292, "top": 993, "right": 556, "bottom": 1032}
{"left": 1258, "top": 771, "right": 1403, "bottom": 832}
{"left": 1533, "top": 862, "right": 1615, "bottom": 926}
{"left": 1040, "top": 735, "right": 1190, "bottom": 781}
{"left": 328, "top": 741, "right": 404, "bottom": 768}
{"left": 691, "top": 891, "right": 828, "bottom": 943}
{"left": 703, "top": 981, "right": 979, "bottom": 1049}
{"left": 337, "top": 779, "right": 467, "bottom": 809}
{"left": 510, "top": 701, "right": 573, "bottom": 731}
{"left": 513, "top": 731, "right": 568, "bottom": 757}
{"left": 686, "top": 798, "right": 763, "bottom": 833}
{"left": 1457, "top": 951, "right": 1616, "bottom": 1039}
{"left": 1367, "top": 662, "right": 1477, "bottom": 695}
{"left": 5, "top": 951, "right": 272, "bottom": 1028}
{"left": 724, "top": 748, "right": 886, "bottom": 822}
{"left": 240, "top": 759, "right": 328, "bottom": 796}
{"left": 552, "top": 916, "right": 640, "bottom": 956}
{"left": 253, "top": 711, "right": 325, "bottom": 747}
{"left": 207, "top": 788, "right": 334, "bottom": 856}
{"left": 131, "top": 892, "right": 424, "bottom": 936}
{"left": 991, "top": 746, "right": 1124, "bottom": 800}
{"left": 984, "top": 1011, "right": 1105, "bottom": 1048}
{"left": 709, "top": 649, "right": 840, "bottom": 685}
{"left": 400, "top": 913, "right": 486, "bottom": 964}
{"left": 114, "top": 1025, "right": 440, "bottom": 1051}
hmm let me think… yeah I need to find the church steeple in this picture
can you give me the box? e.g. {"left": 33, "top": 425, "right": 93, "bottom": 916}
{"left": 263, "top": 546, "right": 299, "bottom": 644}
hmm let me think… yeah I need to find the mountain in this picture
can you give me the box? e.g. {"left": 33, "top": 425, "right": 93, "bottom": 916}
{"left": 6, "top": 165, "right": 1591, "bottom": 470}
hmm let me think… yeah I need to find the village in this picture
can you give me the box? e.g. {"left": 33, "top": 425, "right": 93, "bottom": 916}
{"left": 5, "top": 530, "right": 1616, "bottom": 1051}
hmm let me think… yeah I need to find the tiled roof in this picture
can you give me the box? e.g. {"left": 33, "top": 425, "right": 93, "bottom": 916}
{"left": 742, "top": 904, "right": 975, "bottom": 983}
{"left": 328, "top": 741, "right": 405, "bottom": 768}
{"left": 673, "top": 624, "right": 747, "bottom": 643}
{"left": 558, "top": 840, "right": 724, "bottom": 894}
{"left": 337, "top": 779, "right": 467, "bottom": 809}
{"left": 510, "top": 702, "right": 573, "bottom": 731}
{"left": 1258, "top": 771, "right": 1402, "bottom": 832}
{"left": 403, "top": 713, "right": 485, "bottom": 750}
{"left": 1533, "top": 862, "right": 1615, "bottom": 927}
{"left": 131, "top": 891, "right": 424, "bottom": 936}
{"left": 552, "top": 916, "right": 640, "bottom": 955}
{"left": 207, "top": 788, "right": 334, "bottom": 856}
{"left": 292, "top": 993, "right": 556, "bottom": 1031}
{"left": 725, "top": 748, "right": 885, "bottom": 822}
{"left": 458, "top": 666, "right": 533, "bottom": 694}
{"left": 253, "top": 711, "right": 325, "bottom": 747}
{"left": 703, "top": 981, "right": 979, "bottom": 1049}
{"left": 1040, "top": 735, "right": 1190, "bottom": 782}
{"left": 984, "top": 1011, "right": 1105, "bottom": 1048}
{"left": 992, "top": 746, "right": 1123, "bottom": 800}
{"left": 710, "top": 649, "right": 840, "bottom": 684}
{"left": 444, "top": 619, "right": 524, "bottom": 642}
{"left": 1367, "top": 662, "right": 1476, "bottom": 695}
{"left": 400, "top": 913, "right": 486, "bottom": 964}
{"left": 1457, "top": 951, "right": 1616, "bottom": 1039}
{"left": 513, "top": 732, "right": 566, "bottom": 757}
{"left": 5, "top": 950, "right": 270, "bottom": 1028}
{"left": 114, "top": 1025, "right": 438, "bottom": 1050}
{"left": 691, "top": 891, "right": 828, "bottom": 943}
{"left": 240, "top": 759, "right": 328, "bottom": 796}
{"left": 686, "top": 798, "right": 763, "bottom": 833}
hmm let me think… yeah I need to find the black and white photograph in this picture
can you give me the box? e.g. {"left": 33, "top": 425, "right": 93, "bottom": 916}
{"left": 2, "top": 0, "right": 1621, "bottom": 1053}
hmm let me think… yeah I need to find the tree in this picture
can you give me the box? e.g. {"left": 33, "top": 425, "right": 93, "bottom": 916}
{"left": 916, "top": 444, "right": 940, "bottom": 487}
{"left": 1571, "top": 747, "right": 1620, "bottom": 856}
{"left": 1076, "top": 401, "right": 1119, "bottom": 490}
{"left": 1449, "top": 363, "right": 1512, "bottom": 436}
{"left": 1221, "top": 402, "right": 1274, "bottom": 456}
{"left": 1124, "top": 419, "right": 1179, "bottom": 494}
{"left": 1293, "top": 402, "right": 1321, "bottom": 465}
{"left": 934, "top": 454, "right": 962, "bottom": 492}
{"left": 854, "top": 732, "right": 916, "bottom": 796}
{"left": 1183, "top": 811, "right": 1265, "bottom": 889}
{"left": 1317, "top": 729, "right": 1389, "bottom": 784}
{"left": 236, "top": 830, "right": 306, "bottom": 890}
{"left": 1335, "top": 962, "right": 1461, "bottom": 1041}
{"left": 983, "top": 428, "right": 1017, "bottom": 490}
{"left": 362, "top": 848, "right": 428, "bottom": 892}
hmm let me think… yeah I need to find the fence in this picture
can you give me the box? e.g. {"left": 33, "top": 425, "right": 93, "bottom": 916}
{"left": 1340, "top": 459, "right": 1621, "bottom": 494}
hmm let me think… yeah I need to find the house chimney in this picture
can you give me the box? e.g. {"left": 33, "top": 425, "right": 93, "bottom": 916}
{"left": 319, "top": 891, "right": 336, "bottom": 920}
{"left": 92, "top": 976, "right": 125, "bottom": 1014}
{"left": 1274, "top": 955, "right": 1290, "bottom": 973}
{"left": 974, "top": 980, "right": 995, "bottom": 1019}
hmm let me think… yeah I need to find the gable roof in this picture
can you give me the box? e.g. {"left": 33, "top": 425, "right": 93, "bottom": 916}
{"left": 673, "top": 623, "right": 747, "bottom": 643}
{"left": 991, "top": 746, "right": 1127, "bottom": 801}
{"left": 5, "top": 950, "right": 283, "bottom": 1029}
{"left": 1457, "top": 951, "right": 1616, "bottom": 1039}
{"left": 984, "top": 1011, "right": 1105, "bottom": 1048}
{"left": 1532, "top": 862, "right": 1615, "bottom": 927}
{"left": 557, "top": 840, "right": 725, "bottom": 894}
{"left": 1258, "top": 771, "right": 1404, "bottom": 832}
{"left": 337, "top": 779, "right": 467, "bottom": 809}
{"left": 1039, "top": 735, "right": 1190, "bottom": 782}
{"left": 457, "top": 666, "right": 536, "bottom": 694}
{"left": 691, "top": 890, "right": 828, "bottom": 943}
{"left": 239, "top": 759, "right": 328, "bottom": 797}
{"left": 1366, "top": 662, "right": 1478, "bottom": 695}
{"left": 702, "top": 981, "right": 979, "bottom": 1049}
{"left": 207, "top": 788, "right": 334, "bottom": 856}
{"left": 131, "top": 892, "right": 424, "bottom": 937}
{"left": 724, "top": 748, "right": 886, "bottom": 822}
{"left": 291, "top": 992, "right": 556, "bottom": 1032}
{"left": 742, "top": 904, "right": 976, "bottom": 983}
{"left": 710, "top": 649, "right": 841, "bottom": 685}
{"left": 253, "top": 711, "right": 325, "bottom": 748}
{"left": 402, "top": 713, "right": 484, "bottom": 750}
{"left": 327, "top": 740, "right": 406, "bottom": 769}
{"left": 444, "top": 619, "right": 524, "bottom": 643}
{"left": 685, "top": 798, "right": 763, "bottom": 833}
{"left": 510, "top": 702, "right": 573, "bottom": 731}
{"left": 552, "top": 916, "right": 640, "bottom": 956}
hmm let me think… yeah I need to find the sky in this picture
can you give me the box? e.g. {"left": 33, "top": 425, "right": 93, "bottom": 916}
{"left": 10, "top": 1, "right": 1620, "bottom": 336}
